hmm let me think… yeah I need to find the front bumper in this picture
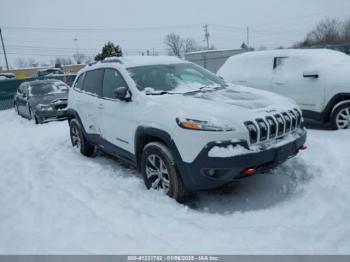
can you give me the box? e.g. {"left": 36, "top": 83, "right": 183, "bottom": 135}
{"left": 178, "top": 129, "right": 307, "bottom": 191}
{"left": 35, "top": 108, "right": 68, "bottom": 122}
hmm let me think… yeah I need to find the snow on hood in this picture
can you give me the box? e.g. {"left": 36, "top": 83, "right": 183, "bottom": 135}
{"left": 144, "top": 84, "right": 298, "bottom": 128}
{"left": 191, "top": 85, "right": 273, "bottom": 109}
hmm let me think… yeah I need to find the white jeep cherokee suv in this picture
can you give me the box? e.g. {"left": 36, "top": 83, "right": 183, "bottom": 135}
{"left": 67, "top": 56, "right": 307, "bottom": 201}
{"left": 218, "top": 49, "right": 350, "bottom": 129}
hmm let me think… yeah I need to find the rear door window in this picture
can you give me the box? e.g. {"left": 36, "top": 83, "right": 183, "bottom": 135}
{"left": 82, "top": 69, "right": 104, "bottom": 96}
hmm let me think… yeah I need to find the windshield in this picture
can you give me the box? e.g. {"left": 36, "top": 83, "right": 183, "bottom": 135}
{"left": 29, "top": 82, "right": 68, "bottom": 96}
{"left": 127, "top": 63, "right": 226, "bottom": 93}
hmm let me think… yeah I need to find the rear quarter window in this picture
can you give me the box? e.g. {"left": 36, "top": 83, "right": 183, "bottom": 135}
{"left": 82, "top": 69, "right": 104, "bottom": 96}
{"left": 73, "top": 73, "right": 85, "bottom": 90}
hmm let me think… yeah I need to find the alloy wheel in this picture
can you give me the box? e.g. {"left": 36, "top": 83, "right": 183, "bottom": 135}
{"left": 71, "top": 124, "right": 82, "bottom": 149}
{"left": 145, "top": 154, "right": 170, "bottom": 193}
{"left": 336, "top": 107, "right": 350, "bottom": 129}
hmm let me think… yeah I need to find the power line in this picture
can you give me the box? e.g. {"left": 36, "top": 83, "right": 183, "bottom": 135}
{"left": 1, "top": 24, "right": 203, "bottom": 32}
{"left": 0, "top": 27, "right": 9, "bottom": 70}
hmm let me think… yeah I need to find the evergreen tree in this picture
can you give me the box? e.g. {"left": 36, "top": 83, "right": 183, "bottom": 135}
{"left": 95, "top": 42, "right": 123, "bottom": 61}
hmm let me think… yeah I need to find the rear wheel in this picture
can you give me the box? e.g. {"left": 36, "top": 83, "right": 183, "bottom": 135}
{"left": 331, "top": 102, "right": 350, "bottom": 130}
{"left": 69, "top": 119, "right": 95, "bottom": 157}
{"left": 141, "top": 142, "right": 187, "bottom": 202}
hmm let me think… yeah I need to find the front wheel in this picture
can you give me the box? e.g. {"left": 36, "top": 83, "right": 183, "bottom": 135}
{"left": 141, "top": 142, "right": 187, "bottom": 202}
{"left": 331, "top": 102, "right": 350, "bottom": 130}
{"left": 69, "top": 119, "right": 95, "bottom": 157}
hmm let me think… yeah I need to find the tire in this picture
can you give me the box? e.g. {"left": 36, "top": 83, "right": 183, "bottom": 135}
{"left": 331, "top": 102, "right": 350, "bottom": 130}
{"left": 14, "top": 103, "right": 19, "bottom": 115}
{"left": 29, "top": 109, "right": 41, "bottom": 124}
{"left": 69, "top": 119, "right": 95, "bottom": 157}
{"left": 141, "top": 142, "right": 187, "bottom": 202}
{"left": 28, "top": 106, "right": 36, "bottom": 122}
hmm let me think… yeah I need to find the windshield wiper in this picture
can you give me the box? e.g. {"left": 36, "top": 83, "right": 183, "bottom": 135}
{"left": 145, "top": 91, "right": 181, "bottom": 95}
{"left": 183, "top": 85, "right": 225, "bottom": 94}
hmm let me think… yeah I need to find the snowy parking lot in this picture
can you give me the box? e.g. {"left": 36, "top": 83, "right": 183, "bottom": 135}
{"left": 0, "top": 109, "right": 349, "bottom": 254}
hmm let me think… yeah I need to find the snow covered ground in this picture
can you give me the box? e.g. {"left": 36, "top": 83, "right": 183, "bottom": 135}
{"left": 0, "top": 109, "right": 349, "bottom": 254}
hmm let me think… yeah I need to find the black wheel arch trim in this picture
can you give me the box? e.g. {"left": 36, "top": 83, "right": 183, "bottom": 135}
{"left": 134, "top": 126, "right": 194, "bottom": 190}
{"left": 323, "top": 93, "right": 350, "bottom": 122}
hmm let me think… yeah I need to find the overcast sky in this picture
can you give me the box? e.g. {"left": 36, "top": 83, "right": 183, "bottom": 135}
{"left": 0, "top": 0, "right": 349, "bottom": 68}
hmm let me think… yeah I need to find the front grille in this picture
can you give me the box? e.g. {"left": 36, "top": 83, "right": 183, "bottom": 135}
{"left": 275, "top": 114, "right": 285, "bottom": 137}
{"left": 245, "top": 109, "right": 303, "bottom": 145}
{"left": 282, "top": 113, "right": 291, "bottom": 132}
{"left": 244, "top": 121, "right": 258, "bottom": 144}
{"left": 266, "top": 116, "right": 277, "bottom": 138}
{"left": 294, "top": 109, "right": 302, "bottom": 126}
{"left": 289, "top": 110, "right": 297, "bottom": 130}
{"left": 256, "top": 118, "right": 268, "bottom": 141}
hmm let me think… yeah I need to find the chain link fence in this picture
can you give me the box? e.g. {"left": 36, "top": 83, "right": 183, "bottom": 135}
{"left": 0, "top": 75, "right": 76, "bottom": 111}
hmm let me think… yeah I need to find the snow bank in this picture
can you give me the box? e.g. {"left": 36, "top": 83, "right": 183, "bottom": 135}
{"left": 0, "top": 109, "right": 349, "bottom": 254}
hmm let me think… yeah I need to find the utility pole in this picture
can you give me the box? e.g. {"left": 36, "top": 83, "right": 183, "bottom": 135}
{"left": 74, "top": 38, "right": 81, "bottom": 64}
{"left": 203, "top": 24, "right": 210, "bottom": 50}
{"left": 246, "top": 26, "right": 250, "bottom": 49}
{"left": 0, "top": 27, "right": 9, "bottom": 70}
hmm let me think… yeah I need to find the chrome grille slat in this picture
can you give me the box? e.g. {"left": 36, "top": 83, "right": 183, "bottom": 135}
{"left": 245, "top": 109, "right": 302, "bottom": 145}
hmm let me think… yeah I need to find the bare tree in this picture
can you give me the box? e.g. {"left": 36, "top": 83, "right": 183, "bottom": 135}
{"left": 14, "top": 58, "right": 27, "bottom": 68}
{"left": 308, "top": 18, "right": 341, "bottom": 44}
{"left": 164, "top": 33, "right": 184, "bottom": 57}
{"left": 183, "top": 38, "right": 202, "bottom": 53}
{"left": 343, "top": 18, "right": 350, "bottom": 42}
{"left": 296, "top": 18, "right": 342, "bottom": 47}
{"left": 14, "top": 58, "right": 37, "bottom": 68}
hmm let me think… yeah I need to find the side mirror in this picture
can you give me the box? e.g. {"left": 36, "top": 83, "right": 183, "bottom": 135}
{"left": 114, "top": 86, "right": 131, "bottom": 101}
{"left": 303, "top": 71, "right": 319, "bottom": 78}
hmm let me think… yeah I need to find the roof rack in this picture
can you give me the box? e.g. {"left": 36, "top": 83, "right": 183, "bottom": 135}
{"left": 101, "top": 57, "right": 123, "bottom": 64}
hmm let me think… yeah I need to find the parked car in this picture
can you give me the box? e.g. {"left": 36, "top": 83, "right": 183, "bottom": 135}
{"left": 0, "top": 73, "right": 16, "bottom": 80}
{"left": 67, "top": 56, "right": 307, "bottom": 201}
{"left": 218, "top": 49, "right": 350, "bottom": 129}
{"left": 37, "top": 68, "right": 64, "bottom": 78}
{"left": 14, "top": 79, "right": 69, "bottom": 124}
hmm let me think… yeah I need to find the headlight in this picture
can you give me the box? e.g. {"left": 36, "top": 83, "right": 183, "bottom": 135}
{"left": 176, "top": 118, "right": 234, "bottom": 131}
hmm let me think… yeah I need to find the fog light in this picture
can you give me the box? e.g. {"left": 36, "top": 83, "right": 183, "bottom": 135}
{"left": 299, "top": 144, "right": 307, "bottom": 150}
{"left": 208, "top": 169, "right": 216, "bottom": 176}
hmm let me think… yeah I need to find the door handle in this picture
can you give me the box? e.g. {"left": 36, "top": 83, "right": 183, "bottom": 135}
{"left": 238, "top": 80, "right": 247, "bottom": 83}
{"left": 97, "top": 103, "right": 104, "bottom": 109}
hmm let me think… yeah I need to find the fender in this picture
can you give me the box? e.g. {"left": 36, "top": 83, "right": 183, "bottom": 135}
{"left": 323, "top": 93, "right": 350, "bottom": 122}
{"left": 134, "top": 126, "right": 194, "bottom": 190}
{"left": 330, "top": 100, "right": 350, "bottom": 118}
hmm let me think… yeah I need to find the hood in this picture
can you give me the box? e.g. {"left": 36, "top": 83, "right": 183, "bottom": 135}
{"left": 145, "top": 84, "right": 299, "bottom": 129}
{"left": 29, "top": 92, "right": 68, "bottom": 107}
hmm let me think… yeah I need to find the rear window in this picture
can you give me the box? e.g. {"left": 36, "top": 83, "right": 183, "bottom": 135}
{"left": 82, "top": 69, "right": 104, "bottom": 96}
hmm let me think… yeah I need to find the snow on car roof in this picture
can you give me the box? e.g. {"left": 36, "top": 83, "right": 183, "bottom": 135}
{"left": 84, "top": 56, "right": 187, "bottom": 72}
{"left": 116, "top": 56, "right": 187, "bottom": 67}
{"left": 232, "top": 48, "right": 350, "bottom": 62}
